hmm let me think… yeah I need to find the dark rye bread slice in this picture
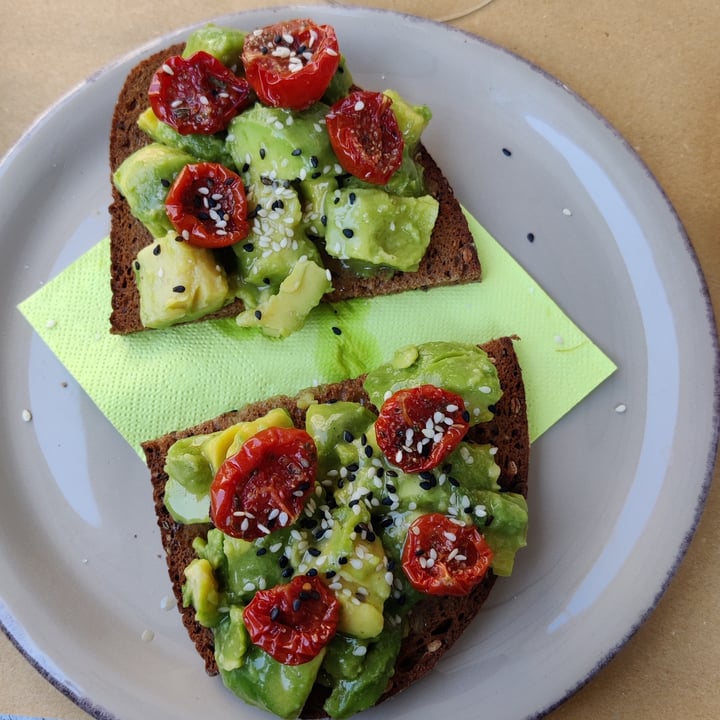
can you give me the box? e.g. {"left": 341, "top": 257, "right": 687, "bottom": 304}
{"left": 141, "top": 336, "right": 529, "bottom": 716}
{"left": 109, "top": 43, "right": 481, "bottom": 334}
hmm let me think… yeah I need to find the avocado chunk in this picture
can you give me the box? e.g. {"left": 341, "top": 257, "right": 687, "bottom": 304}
{"left": 322, "top": 55, "right": 354, "bottom": 105}
{"left": 305, "top": 401, "right": 377, "bottom": 476}
{"left": 214, "top": 605, "right": 250, "bottom": 672}
{"left": 182, "top": 558, "right": 222, "bottom": 628}
{"left": 137, "top": 108, "right": 236, "bottom": 168}
{"left": 113, "top": 143, "right": 196, "bottom": 238}
{"left": 183, "top": 23, "right": 246, "bottom": 69}
{"left": 383, "top": 89, "right": 432, "bottom": 150}
{"left": 323, "top": 625, "right": 403, "bottom": 719}
{"left": 221, "top": 645, "right": 326, "bottom": 720}
{"left": 227, "top": 103, "right": 338, "bottom": 186}
{"left": 236, "top": 257, "right": 333, "bottom": 338}
{"left": 364, "top": 341, "right": 503, "bottom": 424}
{"left": 324, "top": 187, "right": 439, "bottom": 274}
{"left": 133, "top": 230, "right": 231, "bottom": 329}
{"left": 233, "top": 181, "right": 322, "bottom": 303}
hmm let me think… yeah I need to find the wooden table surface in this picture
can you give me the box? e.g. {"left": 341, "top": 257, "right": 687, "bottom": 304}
{"left": 1, "top": 1, "right": 718, "bottom": 718}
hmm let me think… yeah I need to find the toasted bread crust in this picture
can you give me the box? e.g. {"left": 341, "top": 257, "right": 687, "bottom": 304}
{"left": 141, "top": 337, "right": 529, "bottom": 715}
{"left": 108, "top": 44, "right": 481, "bottom": 334}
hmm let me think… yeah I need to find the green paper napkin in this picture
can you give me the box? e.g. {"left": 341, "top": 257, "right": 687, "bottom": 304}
{"left": 18, "top": 212, "right": 616, "bottom": 456}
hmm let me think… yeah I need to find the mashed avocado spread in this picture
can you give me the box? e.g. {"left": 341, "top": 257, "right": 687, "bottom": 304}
{"left": 165, "top": 342, "right": 528, "bottom": 718}
{"left": 114, "top": 23, "right": 439, "bottom": 335}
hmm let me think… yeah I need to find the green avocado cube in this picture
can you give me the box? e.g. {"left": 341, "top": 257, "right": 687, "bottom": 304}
{"left": 323, "top": 187, "right": 439, "bottom": 274}
{"left": 113, "top": 143, "right": 196, "bottom": 238}
{"left": 183, "top": 23, "right": 246, "bottom": 69}
{"left": 134, "top": 230, "right": 231, "bottom": 329}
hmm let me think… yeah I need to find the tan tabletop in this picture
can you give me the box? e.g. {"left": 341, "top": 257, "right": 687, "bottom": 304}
{"left": 1, "top": 0, "right": 718, "bottom": 718}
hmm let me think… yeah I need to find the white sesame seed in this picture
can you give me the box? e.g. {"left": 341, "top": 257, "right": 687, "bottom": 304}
{"left": 21, "top": 409, "right": 32, "bottom": 422}
{"left": 161, "top": 63, "right": 174, "bottom": 75}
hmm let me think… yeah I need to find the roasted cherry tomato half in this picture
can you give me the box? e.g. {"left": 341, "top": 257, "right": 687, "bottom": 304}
{"left": 148, "top": 51, "right": 251, "bottom": 135}
{"left": 375, "top": 385, "right": 470, "bottom": 473}
{"left": 401, "top": 513, "right": 494, "bottom": 596}
{"left": 165, "top": 162, "right": 249, "bottom": 248}
{"left": 325, "top": 90, "right": 404, "bottom": 185}
{"left": 210, "top": 426, "right": 317, "bottom": 540}
{"left": 241, "top": 19, "right": 340, "bottom": 110}
{"left": 243, "top": 574, "right": 340, "bottom": 665}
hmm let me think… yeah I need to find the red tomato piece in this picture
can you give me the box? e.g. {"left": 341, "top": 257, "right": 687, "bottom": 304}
{"left": 325, "top": 90, "right": 404, "bottom": 185}
{"left": 243, "top": 574, "right": 340, "bottom": 665}
{"left": 241, "top": 19, "right": 340, "bottom": 110}
{"left": 375, "top": 385, "right": 470, "bottom": 473}
{"left": 165, "top": 162, "right": 249, "bottom": 248}
{"left": 210, "top": 427, "right": 317, "bottom": 540}
{"left": 401, "top": 513, "right": 494, "bottom": 596}
{"left": 148, "top": 51, "right": 251, "bottom": 135}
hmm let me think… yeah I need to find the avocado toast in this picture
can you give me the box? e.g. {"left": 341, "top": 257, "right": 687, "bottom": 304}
{"left": 142, "top": 337, "right": 529, "bottom": 718}
{"left": 108, "top": 19, "right": 481, "bottom": 336}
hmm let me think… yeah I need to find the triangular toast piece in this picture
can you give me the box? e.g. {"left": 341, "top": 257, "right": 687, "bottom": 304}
{"left": 141, "top": 336, "right": 529, "bottom": 715}
{"left": 108, "top": 43, "right": 481, "bottom": 334}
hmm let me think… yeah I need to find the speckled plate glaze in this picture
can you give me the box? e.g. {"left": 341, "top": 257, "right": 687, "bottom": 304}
{"left": 0, "top": 6, "right": 717, "bottom": 720}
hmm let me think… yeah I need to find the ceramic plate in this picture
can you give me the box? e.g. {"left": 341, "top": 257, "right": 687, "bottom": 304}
{"left": 0, "top": 6, "right": 717, "bottom": 720}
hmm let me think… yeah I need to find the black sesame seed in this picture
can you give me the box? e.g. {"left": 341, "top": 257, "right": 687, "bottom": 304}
{"left": 448, "top": 476, "right": 460, "bottom": 487}
{"left": 260, "top": 176, "right": 274, "bottom": 186}
{"left": 243, "top": 242, "right": 254, "bottom": 252}
{"left": 270, "top": 606, "right": 280, "bottom": 621}
{"left": 172, "top": 285, "right": 186, "bottom": 293}
{"left": 279, "top": 555, "right": 289, "bottom": 568}
{"left": 488, "top": 404, "right": 497, "bottom": 414}
{"left": 366, "top": 531, "right": 376, "bottom": 542}
{"left": 462, "top": 410, "right": 470, "bottom": 422}
{"left": 254, "top": 310, "right": 263, "bottom": 320}
{"left": 263, "top": 277, "right": 271, "bottom": 285}
{"left": 281, "top": 566, "right": 294, "bottom": 578}
{"left": 348, "top": 499, "right": 359, "bottom": 508}
{"left": 386, "top": 470, "right": 399, "bottom": 478}
{"left": 419, "top": 481, "right": 433, "bottom": 491}
{"left": 386, "top": 483, "right": 397, "bottom": 494}
{"left": 347, "top": 463, "right": 359, "bottom": 472}
{"left": 502, "top": 147, "right": 512, "bottom": 157}
{"left": 376, "top": 467, "right": 385, "bottom": 478}
{"left": 291, "top": 148, "right": 302, "bottom": 156}
{"left": 333, "top": 195, "right": 340, "bottom": 204}
{"left": 325, "top": 570, "right": 337, "bottom": 578}
{"left": 261, "top": 46, "right": 269, "bottom": 55}
{"left": 160, "top": 178, "right": 170, "bottom": 187}
{"left": 364, "top": 445, "right": 373, "bottom": 458}
{"left": 274, "top": 33, "right": 283, "bottom": 44}
{"left": 338, "top": 556, "right": 348, "bottom": 565}
{"left": 342, "top": 228, "right": 354, "bottom": 238}
{"left": 310, "top": 155, "right": 319, "bottom": 168}
{"left": 153, "top": 244, "right": 161, "bottom": 256}
{"left": 314, "top": 528, "right": 326, "bottom": 540}
{"left": 419, "top": 471, "right": 434, "bottom": 481}
{"left": 380, "top": 516, "right": 394, "bottom": 528}
{"left": 292, "top": 598, "right": 302, "bottom": 611}
{"left": 349, "top": 192, "right": 356, "bottom": 204}
{"left": 134, "top": 260, "right": 140, "bottom": 270}
{"left": 300, "top": 517, "right": 318, "bottom": 528}
{"left": 381, "top": 496, "right": 394, "bottom": 506}
{"left": 311, "top": 171, "right": 322, "bottom": 179}
{"left": 308, "top": 547, "right": 322, "bottom": 557}
{"left": 259, "top": 147, "right": 266, "bottom": 159}
{"left": 343, "top": 430, "right": 354, "bottom": 443}
{"left": 271, "top": 199, "right": 285, "bottom": 211}
{"left": 242, "top": 162, "right": 250, "bottom": 173}
{"left": 299, "top": 590, "right": 312, "bottom": 601}
{"left": 321, "top": 214, "right": 327, "bottom": 226}
{"left": 527, "top": 232, "right": 535, "bottom": 242}
{"left": 332, "top": 326, "right": 342, "bottom": 336}
{"left": 256, "top": 547, "right": 268, "bottom": 556}
{"left": 198, "top": 211, "right": 210, "bottom": 220}
{"left": 485, "top": 514, "right": 495, "bottom": 527}
{"left": 307, "top": 568, "right": 318, "bottom": 577}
